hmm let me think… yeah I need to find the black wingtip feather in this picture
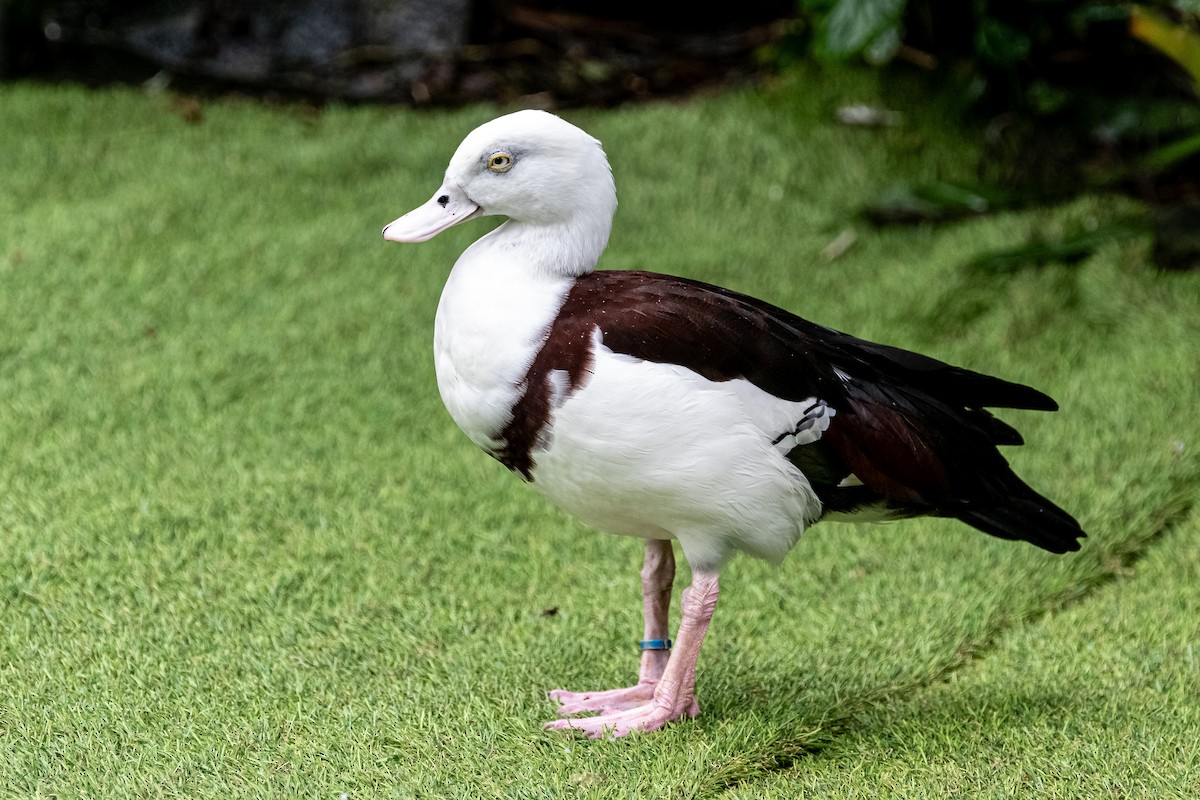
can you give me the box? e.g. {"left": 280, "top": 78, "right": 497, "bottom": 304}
{"left": 850, "top": 339, "right": 1060, "bottom": 412}
{"left": 974, "top": 377, "right": 1059, "bottom": 413}
{"left": 971, "top": 408, "right": 1026, "bottom": 446}
{"left": 938, "top": 368, "right": 1060, "bottom": 413}
{"left": 955, "top": 494, "right": 1086, "bottom": 554}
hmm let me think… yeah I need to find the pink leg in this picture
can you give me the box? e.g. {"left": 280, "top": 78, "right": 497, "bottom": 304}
{"left": 548, "top": 539, "right": 675, "bottom": 715}
{"left": 545, "top": 567, "right": 720, "bottom": 738}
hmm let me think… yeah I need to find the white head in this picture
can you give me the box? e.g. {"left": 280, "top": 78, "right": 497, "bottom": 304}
{"left": 382, "top": 110, "right": 617, "bottom": 276}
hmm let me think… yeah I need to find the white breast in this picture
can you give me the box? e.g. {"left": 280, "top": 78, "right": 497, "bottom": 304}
{"left": 433, "top": 233, "right": 573, "bottom": 451}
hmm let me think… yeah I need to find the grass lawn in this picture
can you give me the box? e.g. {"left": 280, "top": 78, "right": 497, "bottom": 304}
{"left": 1, "top": 68, "right": 1197, "bottom": 798}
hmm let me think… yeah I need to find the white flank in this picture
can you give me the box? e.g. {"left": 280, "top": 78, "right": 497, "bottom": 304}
{"left": 532, "top": 340, "right": 823, "bottom": 569}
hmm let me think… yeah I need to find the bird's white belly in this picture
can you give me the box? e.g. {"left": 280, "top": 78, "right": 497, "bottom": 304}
{"left": 530, "top": 346, "right": 822, "bottom": 570}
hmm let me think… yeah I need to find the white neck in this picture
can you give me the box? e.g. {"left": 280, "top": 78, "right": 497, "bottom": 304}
{"left": 477, "top": 214, "right": 611, "bottom": 278}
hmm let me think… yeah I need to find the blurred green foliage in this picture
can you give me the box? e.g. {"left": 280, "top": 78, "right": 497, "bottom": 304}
{"left": 800, "top": 0, "right": 1198, "bottom": 121}
{"left": 796, "top": 0, "right": 1200, "bottom": 269}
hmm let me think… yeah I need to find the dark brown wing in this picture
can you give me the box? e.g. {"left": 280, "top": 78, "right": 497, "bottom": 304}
{"left": 559, "top": 270, "right": 1084, "bottom": 553}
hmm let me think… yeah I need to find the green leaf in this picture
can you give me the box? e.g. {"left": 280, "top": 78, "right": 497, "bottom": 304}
{"left": 864, "top": 24, "right": 903, "bottom": 65}
{"left": 1142, "top": 130, "right": 1200, "bottom": 173}
{"left": 823, "top": 0, "right": 908, "bottom": 58}
{"left": 966, "top": 219, "right": 1149, "bottom": 273}
{"left": 1130, "top": 5, "right": 1200, "bottom": 91}
{"left": 862, "top": 180, "right": 1012, "bottom": 225}
{"left": 976, "top": 18, "right": 1032, "bottom": 65}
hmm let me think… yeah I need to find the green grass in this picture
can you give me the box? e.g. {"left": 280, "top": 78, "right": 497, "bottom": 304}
{"left": 1, "top": 68, "right": 1198, "bottom": 797}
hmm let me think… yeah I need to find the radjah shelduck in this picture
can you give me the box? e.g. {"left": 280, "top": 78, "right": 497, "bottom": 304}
{"left": 382, "top": 109, "right": 1085, "bottom": 738}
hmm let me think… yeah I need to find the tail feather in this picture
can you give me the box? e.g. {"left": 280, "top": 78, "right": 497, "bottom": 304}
{"left": 954, "top": 489, "right": 1085, "bottom": 554}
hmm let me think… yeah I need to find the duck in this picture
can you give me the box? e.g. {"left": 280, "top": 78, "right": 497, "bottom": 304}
{"left": 382, "top": 109, "right": 1085, "bottom": 739}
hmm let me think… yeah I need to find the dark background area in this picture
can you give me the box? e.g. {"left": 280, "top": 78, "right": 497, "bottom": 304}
{"left": 4, "top": 0, "right": 1199, "bottom": 268}
{"left": 0, "top": 0, "right": 794, "bottom": 104}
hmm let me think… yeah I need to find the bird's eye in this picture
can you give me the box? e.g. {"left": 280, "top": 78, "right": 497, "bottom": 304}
{"left": 486, "top": 152, "right": 514, "bottom": 173}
